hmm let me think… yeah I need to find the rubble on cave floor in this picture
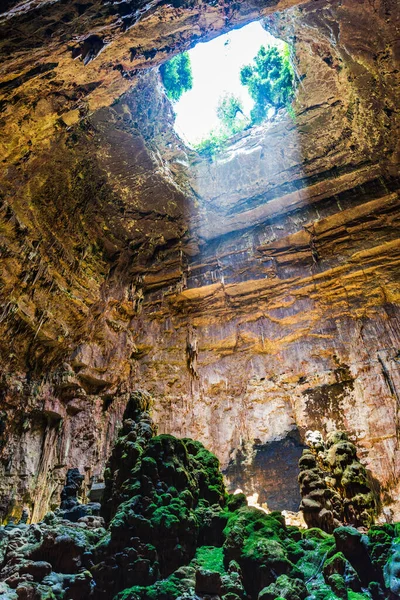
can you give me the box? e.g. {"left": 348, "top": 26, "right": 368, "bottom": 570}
{"left": 0, "top": 393, "right": 399, "bottom": 600}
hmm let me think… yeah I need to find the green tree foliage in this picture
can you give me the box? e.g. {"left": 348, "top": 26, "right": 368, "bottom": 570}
{"left": 216, "top": 92, "right": 247, "bottom": 134}
{"left": 240, "top": 43, "right": 294, "bottom": 124}
{"left": 195, "top": 93, "right": 249, "bottom": 159}
{"left": 194, "top": 129, "right": 228, "bottom": 159}
{"left": 160, "top": 52, "right": 193, "bottom": 102}
{"left": 195, "top": 44, "right": 295, "bottom": 159}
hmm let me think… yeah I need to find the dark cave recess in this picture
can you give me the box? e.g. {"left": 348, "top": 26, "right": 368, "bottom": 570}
{"left": 224, "top": 429, "right": 307, "bottom": 512}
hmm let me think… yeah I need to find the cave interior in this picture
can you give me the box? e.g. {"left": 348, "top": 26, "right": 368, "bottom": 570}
{"left": 0, "top": 0, "right": 399, "bottom": 598}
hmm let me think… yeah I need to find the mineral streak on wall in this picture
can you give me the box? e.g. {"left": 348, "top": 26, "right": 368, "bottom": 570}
{"left": 0, "top": 0, "right": 399, "bottom": 520}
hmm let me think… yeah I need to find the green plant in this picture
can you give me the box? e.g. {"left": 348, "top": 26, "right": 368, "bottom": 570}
{"left": 216, "top": 92, "right": 249, "bottom": 135}
{"left": 194, "top": 92, "right": 251, "bottom": 159}
{"left": 160, "top": 52, "right": 193, "bottom": 102}
{"left": 195, "top": 546, "right": 225, "bottom": 573}
{"left": 240, "top": 42, "right": 295, "bottom": 124}
{"left": 194, "top": 129, "right": 229, "bottom": 158}
{"left": 286, "top": 103, "right": 296, "bottom": 122}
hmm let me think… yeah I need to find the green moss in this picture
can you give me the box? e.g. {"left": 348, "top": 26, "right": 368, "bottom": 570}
{"left": 286, "top": 526, "right": 303, "bottom": 542}
{"left": 141, "top": 456, "right": 158, "bottom": 476}
{"left": 285, "top": 540, "right": 305, "bottom": 564}
{"left": 323, "top": 552, "right": 348, "bottom": 578}
{"left": 95, "top": 406, "right": 393, "bottom": 600}
{"left": 115, "top": 577, "right": 182, "bottom": 600}
{"left": 258, "top": 574, "right": 307, "bottom": 600}
{"left": 303, "top": 528, "right": 333, "bottom": 541}
{"left": 227, "top": 493, "right": 247, "bottom": 512}
{"left": 309, "top": 584, "right": 341, "bottom": 600}
{"left": 97, "top": 410, "right": 231, "bottom": 596}
{"left": 326, "top": 574, "right": 348, "bottom": 599}
{"left": 347, "top": 591, "right": 370, "bottom": 600}
{"left": 195, "top": 546, "right": 225, "bottom": 574}
{"left": 370, "top": 524, "right": 394, "bottom": 537}
{"left": 221, "top": 506, "right": 301, "bottom": 598}
{"left": 115, "top": 565, "right": 197, "bottom": 600}
{"left": 152, "top": 506, "right": 181, "bottom": 529}
{"left": 296, "top": 533, "right": 335, "bottom": 583}
{"left": 179, "top": 489, "right": 194, "bottom": 508}
{"left": 367, "top": 528, "right": 393, "bottom": 570}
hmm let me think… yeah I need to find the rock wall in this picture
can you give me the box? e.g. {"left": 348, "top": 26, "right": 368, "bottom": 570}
{"left": 132, "top": 0, "right": 400, "bottom": 512}
{"left": 0, "top": 0, "right": 399, "bottom": 520}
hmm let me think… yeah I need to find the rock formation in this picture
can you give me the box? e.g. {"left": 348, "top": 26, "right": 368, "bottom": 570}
{"left": 299, "top": 430, "right": 377, "bottom": 532}
{"left": 0, "top": 0, "right": 399, "bottom": 522}
{"left": 0, "top": 395, "right": 399, "bottom": 600}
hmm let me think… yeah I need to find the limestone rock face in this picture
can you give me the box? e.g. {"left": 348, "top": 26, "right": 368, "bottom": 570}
{"left": 0, "top": 0, "right": 399, "bottom": 519}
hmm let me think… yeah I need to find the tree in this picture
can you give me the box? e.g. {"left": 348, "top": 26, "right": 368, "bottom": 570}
{"left": 160, "top": 52, "right": 193, "bottom": 102}
{"left": 194, "top": 94, "right": 249, "bottom": 159}
{"left": 195, "top": 129, "right": 228, "bottom": 159}
{"left": 216, "top": 93, "right": 246, "bottom": 134}
{"left": 240, "top": 43, "right": 294, "bottom": 124}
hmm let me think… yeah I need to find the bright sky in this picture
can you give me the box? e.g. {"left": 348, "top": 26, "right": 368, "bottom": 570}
{"left": 173, "top": 21, "right": 284, "bottom": 145}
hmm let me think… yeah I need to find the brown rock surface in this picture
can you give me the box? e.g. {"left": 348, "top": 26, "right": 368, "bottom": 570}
{"left": 0, "top": 0, "right": 399, "bottom": 519}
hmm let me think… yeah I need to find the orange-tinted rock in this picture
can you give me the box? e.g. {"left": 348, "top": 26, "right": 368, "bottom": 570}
{"left": 0, "top": 0, "right": 399, "bottom": 519}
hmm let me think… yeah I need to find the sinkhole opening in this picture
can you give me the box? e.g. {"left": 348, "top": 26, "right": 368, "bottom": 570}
{"left": 159, "top": 20, "right": 296, "bottom": 157}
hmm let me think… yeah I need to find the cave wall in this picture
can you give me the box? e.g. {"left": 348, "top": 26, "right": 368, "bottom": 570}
{"left": 0, "top": 0, "right": 399, "bottom": 520}
{"left": 131, "top": 0, "right": 400, "bottom": 512}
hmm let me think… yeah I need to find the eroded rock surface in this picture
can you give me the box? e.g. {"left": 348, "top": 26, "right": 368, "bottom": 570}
{"left": 0, "top": 0, "right": 399, "bottom": 518}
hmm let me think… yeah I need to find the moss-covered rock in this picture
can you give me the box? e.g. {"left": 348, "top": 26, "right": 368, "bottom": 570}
{"left": 299, "top": 431, "right": 377, "bottom": 533}
{"left": 93, "top": 393, "right": 228, "bottom": 598}
{"left": 326, "top": 573, "right": 348, "bottom": 599}
{"left": 1, "top": 401, "right": 399, "bottom": 600}
{"left": 333, "top": 526, "right": 379, "bottom": 587}
{"left": 367, "top": 526, "right": 393, "bottom": 570}
{"left": 222, "top": 506, "right": 301, "bottom": 597}
{"left": 383, "top": 540, "right": 400, "bottom": 597}
{"left": 323, "top": 551, "right": 348, "bottom": 578}
{"left": 258, "top": 574, "right": 308, "bottom": 600}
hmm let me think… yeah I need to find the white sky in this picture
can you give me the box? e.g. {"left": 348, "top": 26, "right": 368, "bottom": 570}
{"left": 173, "top": 21, "right": 283, "bottom": 145}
